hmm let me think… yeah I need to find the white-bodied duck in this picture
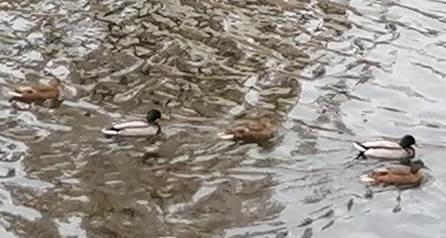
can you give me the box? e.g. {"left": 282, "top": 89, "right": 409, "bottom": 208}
{"left": 101, "top": 109, "right": 162, "bottom": 137}
{"left": 353, "top": 135, "right": 417, "bottom": 160}
{"left": 360, "top": 159, "right": 429, "bottom": 186}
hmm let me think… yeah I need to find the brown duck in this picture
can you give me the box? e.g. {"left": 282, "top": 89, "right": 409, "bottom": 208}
{"left": 9, "top": 79, "right": 62, "bottom": 107}
{"left": 360, "top": 159, "right": 429, "bottom": 186}
{"left": 217, "top": 116, "right": 277, "bottom": 143}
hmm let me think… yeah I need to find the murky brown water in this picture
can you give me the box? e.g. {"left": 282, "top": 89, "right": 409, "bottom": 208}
{"left": 1, "top": 0, "right": 446, "bottom": 237}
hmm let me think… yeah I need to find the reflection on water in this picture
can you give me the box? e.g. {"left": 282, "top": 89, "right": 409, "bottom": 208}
{"left": 1, "top": 0, "right": 446, "bottom": 237}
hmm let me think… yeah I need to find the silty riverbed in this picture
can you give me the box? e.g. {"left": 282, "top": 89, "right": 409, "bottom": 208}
{"left": 1, "top": 0, "right": 446, "bottom": 237}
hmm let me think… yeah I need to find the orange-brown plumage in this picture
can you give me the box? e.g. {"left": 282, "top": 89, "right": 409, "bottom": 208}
{"left": 361, "top": 160, "right": 428, "bottom": 186}
{"left": 218, "top": 117, "right": 277, "bottom": 143}
{"left": 9, "top": 79, "right": 61, "bottom": 106}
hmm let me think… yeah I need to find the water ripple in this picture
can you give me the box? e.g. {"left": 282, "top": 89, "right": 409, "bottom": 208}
{"left": 1, "top": 0, "right": 446, "bottom": 237}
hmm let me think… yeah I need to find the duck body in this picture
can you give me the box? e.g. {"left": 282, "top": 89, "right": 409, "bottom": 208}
{"left": 9, "top": 79, "right": 62, "bottom": 107}
{"left": 360, "top": 159, "right": 427, "bottom": 186}
{"left": 101, "top": 110, "right": 162, "bottom": 138}
{"left": 353, "top": 135, "right": 416, "bottom": 160}
{"left": 101, "top": 121, "right": 159, "bottom": 137}
{"left": 218, "top": 117, "right": 277, "bottom": 143}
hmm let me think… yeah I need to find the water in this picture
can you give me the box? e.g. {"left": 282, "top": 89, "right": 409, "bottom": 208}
{"left": 1, "top": 0, "right": 446, "bottom": 237}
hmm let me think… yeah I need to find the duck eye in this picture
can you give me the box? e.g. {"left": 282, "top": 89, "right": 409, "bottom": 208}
{"left": 26, "top": 90, "right": 33, "bottom": 94}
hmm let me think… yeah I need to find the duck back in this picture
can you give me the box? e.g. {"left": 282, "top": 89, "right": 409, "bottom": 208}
{"left": 361, "top": 140, "right": 401, "bottom": 149}
{"left": 364, "top": 147, "right": 414, "bottom": 159}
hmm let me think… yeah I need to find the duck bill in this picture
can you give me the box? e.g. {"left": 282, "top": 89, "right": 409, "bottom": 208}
{"left": 160, "top": 114, "right": 169, "bottom": 120}
{"left": 414, "top": 143, "right": 422, "bottom": 148}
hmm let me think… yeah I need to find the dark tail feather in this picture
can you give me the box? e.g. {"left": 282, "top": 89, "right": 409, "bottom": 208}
{"left": 355, "top": 152, "right": 365, "bottom": 160}
{"left": 353, "top": 142, "right": 367, "bottom": 151}
{"left": 353, "top": 142, "right": 367, "bottom": 160}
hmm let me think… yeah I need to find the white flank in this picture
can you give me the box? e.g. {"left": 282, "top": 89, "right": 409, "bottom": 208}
{"left": 218, "top": 132, "right": 234, "bottom": 140}
{"left": 360, "top": 175, "right": 375, "bottom": 183}
{"left": 8, "top": 91, "right": 23, "bottom": 97}
{"left": 353, "top": 142, "right": 367, "bottom": 152}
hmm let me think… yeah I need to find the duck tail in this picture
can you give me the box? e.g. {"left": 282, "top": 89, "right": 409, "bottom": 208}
{"left": 101, "top": 128, "right": 119, "bottom": 137}
{"left": 360, "top": 175, "right": 375, "bottom": 183}
{"left": 353, "top": 142, "right": 367, "bottom": 152}
{"left": 8, "top": 91, "right": 23, "bottom": 98}
{"left": 353, "top": 142, "right": 368, "bottom": 160}
{"left": 217, "top": 132, "right": 234, "bottom": 140}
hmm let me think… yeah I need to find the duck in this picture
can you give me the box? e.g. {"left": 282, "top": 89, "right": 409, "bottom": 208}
{"left": 360, "top": 159, "right": 429, "bottom": 186}
{"left": 101, "top": 109, "right": 162, "bottom": 137}
{"left": 353, "top": 135, "right": 417, "bottom": 160}
{"left": 217, "top": 116, "right": 277, "bottom": 143}
{"left": 9, "top": 79, "right": 62, "bottom": 108}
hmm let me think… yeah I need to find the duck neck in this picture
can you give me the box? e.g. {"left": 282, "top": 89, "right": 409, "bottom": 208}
{"left": 154, "top": 122, "right": 161, "bottom": 134}
{"left": 405, "top": 147, "right": 415, "bottom": 158}
{"left": 410, "top": 166, "right": 420, "bottom": 174}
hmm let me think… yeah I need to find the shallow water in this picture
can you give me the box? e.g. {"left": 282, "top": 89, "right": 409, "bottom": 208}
{"left": 1, "top": 0, "right": 446, "bottom": 237}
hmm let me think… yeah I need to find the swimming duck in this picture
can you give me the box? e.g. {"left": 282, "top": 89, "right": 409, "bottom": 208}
{"left": 217, "top": 117, "right": 277, "bottom": 143}
{"left": 360, "top": 159, "right": 429, "bottom": 186}
{"left": 353, "top": 135, "right": 416, "bottom": 160}
{"left": 9, "top": 79, "right": 62, "bottom": 108}
{"left": 101, "top": 109, "right": 162, "bottom": 137}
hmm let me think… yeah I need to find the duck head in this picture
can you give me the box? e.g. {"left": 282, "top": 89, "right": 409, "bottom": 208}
{"left": 399, "top": 135, "right": 416, "bottom": 148}
{"left": 410, "top": 159, "right": 430, "bottom": 173}
{"left": 146, "top": 109, "right": 162, "bottom": 134}
{"left": 146, "top": 109, "right": 161, "bottom": 123}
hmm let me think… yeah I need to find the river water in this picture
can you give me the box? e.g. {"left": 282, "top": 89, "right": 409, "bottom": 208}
{"left": 1, "top": 0, "right": 446, "bottom": 237}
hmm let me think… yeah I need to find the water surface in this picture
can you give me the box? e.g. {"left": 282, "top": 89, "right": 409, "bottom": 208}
{"left": 1, "top": 0, "right": 446, "bottom": 237}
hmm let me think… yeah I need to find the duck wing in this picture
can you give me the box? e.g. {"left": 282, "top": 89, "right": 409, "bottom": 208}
{"left": 361, "top": 141, "right": 401, "bottom": 149}
{"left": 111, "top": 126, "right": 158, "bottom": 137}
{"left": 246, "top": 121, "right": 266, "bottom": 132}
{"left": 386, "top": 165, "right": 412, "bottom": 175}
{"left": 361, "top": 168, "right": 389, "bottom": 183}
{"left": 102, "top": 121, "right": 155, "bottom": 137}
{"left": 363, "top": 148, "right": 411, "bottom": 159}
{"left": 375, "top": 173, "right": 421, "bottom": 185}
{"left": 354, "top": 140, "right": 401, "bottom": 152}
{"left": 237, "top": 128, "right": 274, "bottom": 141}
{"left": 32, "top": 84, "right": 60, "bottom": 99}
{"left": 220, "top": 122, "right": 272, "bottom": 141}
{"left": 222, "top": 120, "right": 260, "bottom": 134}
{"left": 110, "top": 121, "right": 150, "bottom": 130}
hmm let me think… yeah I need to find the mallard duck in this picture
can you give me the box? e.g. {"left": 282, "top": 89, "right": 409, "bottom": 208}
{"left": 9, "top": 79, "right": 62, "bottom": 108}
{"left": 353, "top": 135, "right": 416, "bottom": 160}
{"left": 217, "top": 117, "right": 277, "bottom": 143}
{"left": 360, "top": 159, "right": 429, "bottom": 186}
{"left": 101, "top": 109, "right": 162, "bottom": 137}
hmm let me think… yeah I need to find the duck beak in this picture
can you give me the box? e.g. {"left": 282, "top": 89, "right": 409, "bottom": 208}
{"left": 423, "top": 165, "right": 431, "bottom": 171}
{"left": 414, "top": 143, "right": 422, "bottom": 148}
{"left": 160, "top": 114, "right": 170, "bottom": 120}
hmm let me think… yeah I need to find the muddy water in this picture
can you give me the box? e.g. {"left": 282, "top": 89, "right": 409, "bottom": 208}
{"left": 1, "top": 0, "right": 446, "bottom": 237}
